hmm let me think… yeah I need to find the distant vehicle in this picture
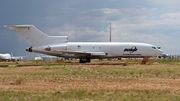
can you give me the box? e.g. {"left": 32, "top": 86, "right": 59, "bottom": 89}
{"left": 159, "top": 53, "right": 169, "bottom": 58}
{"left": 0, "top": 53, "right": 26, "bottom": 61}
{"left": 5, "top": 25, "right": 163, "bottom": 63}
{"left": 34, "top": 56, "right": 43, "bottom": 61}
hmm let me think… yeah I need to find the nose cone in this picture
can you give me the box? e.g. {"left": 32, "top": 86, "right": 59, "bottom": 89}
{"left": 157, "top": 49, "right": 163, "bottom": 56}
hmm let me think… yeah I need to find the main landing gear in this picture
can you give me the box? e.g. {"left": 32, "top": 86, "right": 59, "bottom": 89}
{"left": 79, "top": 57, "right": 91, "bottom": 63}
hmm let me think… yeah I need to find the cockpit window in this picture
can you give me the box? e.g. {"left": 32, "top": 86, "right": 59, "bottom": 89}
{"left": 152, "top": 47, "right": 156, "bottom": 49}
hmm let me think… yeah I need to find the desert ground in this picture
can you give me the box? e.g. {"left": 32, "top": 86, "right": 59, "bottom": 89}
{"left": 0, "top": 59, "right": 180, "bottom": 101}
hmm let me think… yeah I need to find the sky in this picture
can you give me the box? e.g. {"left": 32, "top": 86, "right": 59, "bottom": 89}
{"left": 1, "top": 0, "right": 180, "bottom": 59}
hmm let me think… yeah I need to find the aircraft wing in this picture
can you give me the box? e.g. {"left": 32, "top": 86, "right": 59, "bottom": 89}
{"left": 11, "top": 56, "right": 28, "bottom": 60}
{"left": 12, "top": 55, "right": 28, "bottom": 58}
{"left": 33, "top": 49, "right": 107, "bottom": 57}
{"left": 53, "top": 50, "right": 107, "bottom": 56}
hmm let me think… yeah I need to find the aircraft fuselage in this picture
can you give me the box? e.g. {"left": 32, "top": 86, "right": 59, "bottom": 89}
{"left": 67, "top": 42, "right": 161, "bottom": 58}
{"left": 30, "top": 42, "right": 162, "bottom": 59}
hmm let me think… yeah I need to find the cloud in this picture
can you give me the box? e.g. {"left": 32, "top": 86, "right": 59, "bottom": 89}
{"left": 160, "top": 12, "right": 180, "bottom": 21}
{"left": 46, "top": 25, "right": 109, "bottom": 42}
{"left": 111, "top": 0, "right": 180, "bottom": 7}
{"left": 147, "top": 0, "right": 180, "bottom": 6}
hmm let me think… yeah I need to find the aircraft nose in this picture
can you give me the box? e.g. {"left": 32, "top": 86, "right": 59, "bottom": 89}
{"left": 158, "top": 49, "right": 163, "bottom": 55}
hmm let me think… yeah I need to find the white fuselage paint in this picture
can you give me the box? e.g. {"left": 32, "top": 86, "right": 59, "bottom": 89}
{"left": 68, "top": 42, "right": 162, "bottom": 58}
{"left": 32, "top": 42, "right": 162, "bottom": 59}
{"left": 0, "top": 53, "right": 11, "bottom": 61}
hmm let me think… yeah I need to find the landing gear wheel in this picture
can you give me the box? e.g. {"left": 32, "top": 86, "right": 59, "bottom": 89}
{"left": 86, "top": 58, "right": 91, "bottom": 62}
{"left": 79, "top": 57, "right": 91, "bottom": 63}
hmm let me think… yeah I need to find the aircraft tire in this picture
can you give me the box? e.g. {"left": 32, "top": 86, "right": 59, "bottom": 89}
{"left": 79, "top": 57, "right": 91, "bottom": 63}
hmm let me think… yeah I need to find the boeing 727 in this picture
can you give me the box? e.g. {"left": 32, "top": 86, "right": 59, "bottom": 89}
{"left": 5, "top": 25, "right": 163, "bottom": 63}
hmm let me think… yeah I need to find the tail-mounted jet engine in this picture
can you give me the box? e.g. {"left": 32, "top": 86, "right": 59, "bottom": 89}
{"left": 44, "top": 45, "right": 67, "bottom": 51}
{"left": 26, "top": 46, "right": 32, "bottom": 52}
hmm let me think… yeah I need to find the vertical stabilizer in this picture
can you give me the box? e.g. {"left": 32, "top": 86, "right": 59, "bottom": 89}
{"left": 5, "top": 25, "right": 68, "bottom": 47}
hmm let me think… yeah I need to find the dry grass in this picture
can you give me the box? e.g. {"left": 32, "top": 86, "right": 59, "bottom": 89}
{"left": 0, "top": 60, "right": 180, "bottom": 100}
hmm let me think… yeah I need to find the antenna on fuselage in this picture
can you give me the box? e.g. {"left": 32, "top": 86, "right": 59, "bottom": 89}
{"left": 110, "top": 23, "right": 111, "bottom": 42}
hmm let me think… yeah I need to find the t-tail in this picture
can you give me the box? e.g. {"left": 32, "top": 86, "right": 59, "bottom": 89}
{"left": 5, "top": 25, "right": 68, "bottom": 47}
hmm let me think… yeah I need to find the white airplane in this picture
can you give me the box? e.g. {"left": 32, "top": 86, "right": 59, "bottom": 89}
{"left": 5, "top": 25, "right": 163, "bottom": 63}
{"left": 0, "top": 53, "right": 24, "bottom": 61}
{"left": 0, "top": 53, "right": 11, "bottom": 61}
{"left": 34, "top": 56, "right": 43, "bottom": 61}
{"left": 34, "top": 54, "right": 59, "bottom": 61}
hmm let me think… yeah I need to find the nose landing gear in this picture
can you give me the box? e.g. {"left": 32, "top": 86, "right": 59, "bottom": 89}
{"left": 79, "top": 57, "right": 91, "bottom": 63}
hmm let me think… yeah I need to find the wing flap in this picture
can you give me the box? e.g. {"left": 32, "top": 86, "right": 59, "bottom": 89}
{"left": 87, "top": 52, "right": 107, "bottom": 56}
{"left": 53, "top": 50, "right": 107, "bottom": 56}
{"left": 53, "top": 50, "right": 88, "bottom": 55}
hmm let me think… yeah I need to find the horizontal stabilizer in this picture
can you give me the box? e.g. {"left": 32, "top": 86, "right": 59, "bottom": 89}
{"left": 4, "top": 25, "right": 31, "bottom": 31}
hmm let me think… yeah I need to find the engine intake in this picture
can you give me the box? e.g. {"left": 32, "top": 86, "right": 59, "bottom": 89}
{"left": 26, "top": 47, "right": 32, "bottom": 52}
{"left": 44, "top": 45, "right": 67, "bottom": 51}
